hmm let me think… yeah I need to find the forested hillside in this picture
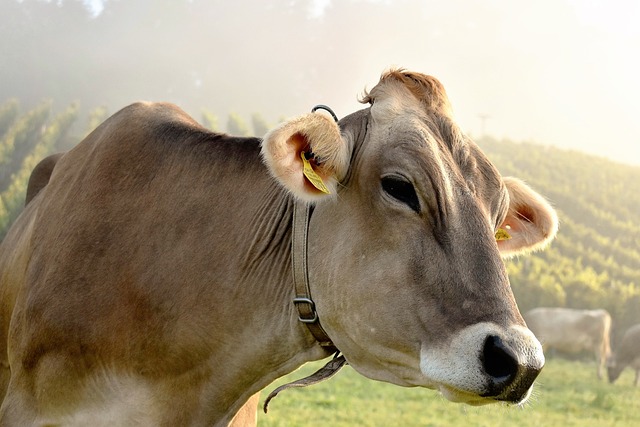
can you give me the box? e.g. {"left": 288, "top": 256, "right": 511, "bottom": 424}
{"left": 1, "top": 100, "right": 639, "bottom": 342}
{"left": 477, "top": 136, "right": 640, "bottom": 342}
{"left": 0, "top": 100, "right": 79, "bottom": 234}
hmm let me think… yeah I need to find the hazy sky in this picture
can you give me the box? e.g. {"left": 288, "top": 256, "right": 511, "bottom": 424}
{"left": 319, "top": 0, "right": 640, "bottom": 167}
{"left": 16, "top": 0, "right": 640, "bottom": 166}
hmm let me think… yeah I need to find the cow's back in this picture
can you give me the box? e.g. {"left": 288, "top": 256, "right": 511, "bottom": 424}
{"left": 524, "top": 307, "right": 610, "bottom": 354}
{"left": 24, "top": 153, "right": 64, "bottom": 205}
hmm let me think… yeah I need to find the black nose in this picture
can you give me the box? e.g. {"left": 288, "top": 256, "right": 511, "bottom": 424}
{"left": 482, "top": 335, "right": 519, "bottom": 390}
{"left": 480, "top": 334, "right": 543, "bottom": 402}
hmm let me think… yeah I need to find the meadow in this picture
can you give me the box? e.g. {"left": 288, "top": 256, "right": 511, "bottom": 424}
{"left": 258, "top": 358, "right": 640, "bottom": 426}
{"left": 3, "top": 101, "right": 640, "bottom": 426}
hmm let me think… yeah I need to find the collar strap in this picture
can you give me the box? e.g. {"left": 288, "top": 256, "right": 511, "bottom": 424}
{"left": 291, "top": 201, "right": 337, "bottom": 352}
{"left": 263, "top": 351, "right": 347, "bottom": 413}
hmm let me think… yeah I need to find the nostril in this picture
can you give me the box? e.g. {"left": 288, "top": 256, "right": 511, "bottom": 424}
{"left": 482, "top": 335, "right": 518, "bottom": 384}
{"left": 480, "top": 333, "right": 544, "bottom": 402}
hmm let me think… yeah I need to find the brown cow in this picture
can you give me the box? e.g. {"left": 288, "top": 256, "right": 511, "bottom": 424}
{"left": 24, "top": 153, "right": 64, "bottom": 205}
{"left": 0, "top": 69, "right": 558, "bottom": 425}
{"left": 608, "top": 324, "right": 640, "bottom": 386}
{"left": 524, "top": 307, "right": 612, "bottom": 379}
{"left": 18, "top": 152, "right": 266, "bottom": 427}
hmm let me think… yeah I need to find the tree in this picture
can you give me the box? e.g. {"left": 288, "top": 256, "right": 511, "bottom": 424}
{"left": 226, "top": 112, "right": 249, "bottom": 136}
{"left": 0, "top": 101, "right": 51, "bottom": 190}
{"left": 86, "top": 106, "right": 109, "bottom": 136}
{"left": 201, "top": 109, "right": 219, "bottom": 132}
{"left": 0, "top": 99, "right": 19, "bottom": 139}
{"left": 251, "top": 113, "right": 270, "bottom": 137}
{"left": 0, "top": 102, "right": 78, "bottom": 238}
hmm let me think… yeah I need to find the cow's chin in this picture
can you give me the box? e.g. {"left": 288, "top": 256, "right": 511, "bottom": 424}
{"left": 436, "top": 384, "right": 533, "bottom": 406}
{"left": 437, "top": 385, "right": 497, "bottom": 406}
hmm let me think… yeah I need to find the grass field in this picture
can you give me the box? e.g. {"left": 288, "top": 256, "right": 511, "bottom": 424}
{"left": 257, "top": 358, "right": 640, "bottom": 426}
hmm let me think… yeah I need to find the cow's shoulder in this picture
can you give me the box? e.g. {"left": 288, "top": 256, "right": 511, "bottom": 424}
{"left": 114, "top": 101, "right": 200, "bottom": 126}
{"left": 94, "top": 102, "right": 208, "bottom": 147}
{"left": 88, "top": 102, "right": 261, "bottom": 165}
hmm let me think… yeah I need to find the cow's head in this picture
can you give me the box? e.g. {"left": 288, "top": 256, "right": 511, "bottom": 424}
{"left": 261, "top": 69, "right": 557, "bottom": 405}
{"left": 607, "top": 354, "right": 623, "bottom": 384}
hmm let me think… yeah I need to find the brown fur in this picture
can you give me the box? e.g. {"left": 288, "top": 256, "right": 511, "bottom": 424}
{"left": 0, "top": 71, "right": 558, "bottom": 425}
{"left": 360, "top": 68, "right": 453, "bottom": 116}
{"left": 24, "top": 153, "right": 64, "bottom": 205}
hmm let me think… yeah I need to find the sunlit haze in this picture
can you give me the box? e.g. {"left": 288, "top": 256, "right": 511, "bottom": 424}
{"left": 4, "top": 0, "right": 639, "bottom": 166}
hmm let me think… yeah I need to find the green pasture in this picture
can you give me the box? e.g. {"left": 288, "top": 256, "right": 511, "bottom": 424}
{"left": 258, "top": 358, "right": 640, "bottom": 426}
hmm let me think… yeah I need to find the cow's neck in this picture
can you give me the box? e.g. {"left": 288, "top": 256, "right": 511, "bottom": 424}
{"left": 206, "top": 180, "right": 331, "bottom": 424}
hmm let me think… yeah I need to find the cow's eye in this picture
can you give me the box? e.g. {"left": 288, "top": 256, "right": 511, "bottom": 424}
{"left": 381, "top": 175, "right": 420, "bottom": 213}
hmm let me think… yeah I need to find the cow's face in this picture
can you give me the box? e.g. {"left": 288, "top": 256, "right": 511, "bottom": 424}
{"left": 607, "top": 356, "right": 623, "bottom": 383}
{"left": 261, "top": 70, "right": 557, "bottom": 405}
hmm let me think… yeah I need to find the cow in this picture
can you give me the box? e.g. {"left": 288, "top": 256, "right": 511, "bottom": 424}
{"left": 24, "top": 153, "right": 64, "bottom": 205}
{"left": 608, "top": 324, "right": 640, "bottom": 386}
{"left": 524, "top": 307, "right": 612, "bottom": 379}
{"left": 15, "top": 152, "right": 264, "bottom": 427}
{"left": 0, "top": 69, "right": 558, "bottom": 426}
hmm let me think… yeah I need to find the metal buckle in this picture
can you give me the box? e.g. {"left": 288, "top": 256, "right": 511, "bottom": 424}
{"left": 293, "top": 297, "right": 319, "bottom": 323}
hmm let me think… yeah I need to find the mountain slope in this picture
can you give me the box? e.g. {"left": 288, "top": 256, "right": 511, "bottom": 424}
{"left": 477, "top": 136, "right": 640, "bottom": 340}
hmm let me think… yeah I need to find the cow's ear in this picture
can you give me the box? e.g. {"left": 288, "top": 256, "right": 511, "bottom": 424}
{"left": 261, "top": 113, "right": 350, "bottom": 202}
{"left": 497, "top": 177, "right": 558, "bottom": 258}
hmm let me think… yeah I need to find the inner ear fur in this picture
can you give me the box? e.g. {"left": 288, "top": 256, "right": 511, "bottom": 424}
{"left": 261, "top": 113, "right": 349, "bottom": 202}
{"left": 498, "top": 177, "right": 559, "bottom": 258}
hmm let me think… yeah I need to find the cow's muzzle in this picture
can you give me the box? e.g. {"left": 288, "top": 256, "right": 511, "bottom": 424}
{"left": 480, "top": 334, "right": 543, "bottom": 403}
{"left": 420, "top": 323, "right": 545, "bottom": 405}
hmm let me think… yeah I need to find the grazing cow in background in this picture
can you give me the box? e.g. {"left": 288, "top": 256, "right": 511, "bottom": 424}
{"left": 608, "top": 324, "right": 640, "bottom": 386}
{"left": 0, "top": 69, "right": 558, "bottom": 425}
{"left": 524, "top": 307, "right": 612, "bottom": 379}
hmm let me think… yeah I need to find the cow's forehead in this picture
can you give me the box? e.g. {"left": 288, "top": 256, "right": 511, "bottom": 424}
{"left": 358, "top": 72, "right": 508, "bottom": 224}
{"left": 363, "top": 69, "right": 454, "bottom": 119}
{"left": 366, "top": 73, "right": 470, "bottom": 172}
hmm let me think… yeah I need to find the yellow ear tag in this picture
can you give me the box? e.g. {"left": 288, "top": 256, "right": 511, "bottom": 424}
{"left": 300, "top": 152, "right": 330, "bottom": 194}
{"left": 495, "top": 228, "right": 512, "bottom": 241}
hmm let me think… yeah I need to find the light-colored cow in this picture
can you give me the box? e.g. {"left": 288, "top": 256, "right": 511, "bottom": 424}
{"left": 524, "top": 307, "right": 612, "bottom": 379}
{"left": 608, "top": 324, "right": 640, "bottom": 386}
{"left": 0, "top": 69, "right": 558, "bottom": 425}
